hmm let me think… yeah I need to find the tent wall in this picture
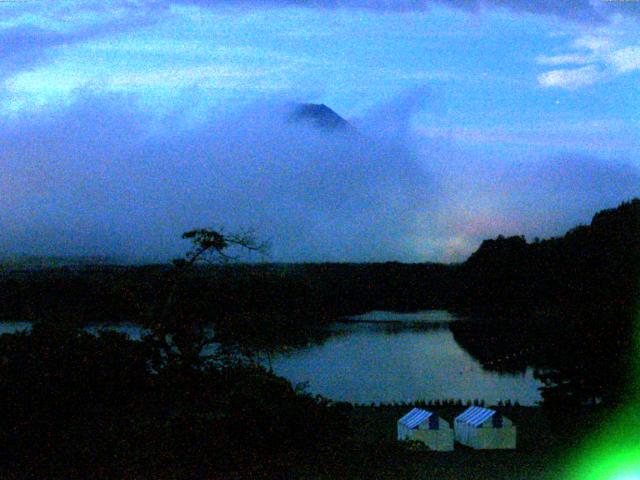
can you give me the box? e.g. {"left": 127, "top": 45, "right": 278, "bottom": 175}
{"left": 397, "top": 422, "right": 412, "bottom": 441}
{"left": 397, "top": 416, "right": 454, "bottom": 451}
{"left": 455, "top": 423, "right": 516, "bottom": 449}
{"left": 413, "top": 429, "right": 454, "bottom": 451}
{"left": 454, "top": 422, "right": 470, "bottom": 445}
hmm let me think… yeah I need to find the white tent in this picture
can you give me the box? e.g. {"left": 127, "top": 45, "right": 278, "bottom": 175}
{"left": 454, "top": 406, "right": 516, "bottom": 449}
{"left": 397, "top": 408, "right": 454, "bottom": 451}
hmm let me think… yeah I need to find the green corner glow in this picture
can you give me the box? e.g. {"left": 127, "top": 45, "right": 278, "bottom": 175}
{"left": 567, "top": 438, "right": 640, "bottom": 479}
{"left": 563, "top": 306, "right": 640, "bottom": 480}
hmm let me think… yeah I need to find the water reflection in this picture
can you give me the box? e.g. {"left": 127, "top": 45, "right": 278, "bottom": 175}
{"left": 0, "top": 322, "right": 31, "bottom": 335}
{"left": 271, "top": 312, "right": 542, "bottom": 405}
{"left": 346, "top": 310, "right": 457, "bottom": 323}
{"left": 85, "top": 323, "right": 152, "bottom": 341}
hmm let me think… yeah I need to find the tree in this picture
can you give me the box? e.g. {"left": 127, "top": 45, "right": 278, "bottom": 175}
{"left": 144, "top": 228, "right": 268, "bottom": 370}
{"left": 0, "top": 229, "right": 351, "bottom": 479}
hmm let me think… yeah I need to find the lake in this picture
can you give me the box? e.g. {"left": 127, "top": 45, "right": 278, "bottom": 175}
{"left": 0, "top": 311, "right": 542, "bottom": 405}
{"left": 271, "top": 311, "right": 542, "bottom": 405}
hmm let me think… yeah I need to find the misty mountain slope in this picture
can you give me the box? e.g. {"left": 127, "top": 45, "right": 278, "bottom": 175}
{"left": 0, "top": 95, "right": 432, "bottom": 262}
{"left": 2, "top": 93, "right": 639, "bottom": 264}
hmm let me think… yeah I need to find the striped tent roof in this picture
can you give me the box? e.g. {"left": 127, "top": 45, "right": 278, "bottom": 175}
{"left": 398, "top": 408, "right": 433, "bottom": 429}
{"left": 455, "top": 406, "right": 496, "bottom": 427}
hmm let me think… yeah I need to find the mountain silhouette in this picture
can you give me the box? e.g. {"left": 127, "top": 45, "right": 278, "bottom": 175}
{"left": 289, "top": 103, "right": 354, "bottom": 132}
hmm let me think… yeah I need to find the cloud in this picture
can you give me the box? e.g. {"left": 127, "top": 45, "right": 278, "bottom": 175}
{"left": 422, "top": 151, "right": 640, "bottom": 260}
{"left": 415, "top": 119, "right": 638, "bottom": 153}
{"left": 0, "top": 25, "right": 69, "bottom": 80}
{"left": 157, "top": 0, "right": 640, "bottom": 23}
{"left": 572, "top": 34, "right": 614, "bottom": 52}
{"left": 12, "top": 0, "right": 638, "bottom": 24}
{"left": 1, "top": 89, "right": 638, "bottom": 263}
{"left": 537, "top": 27, "right": 640, "bottom": 89}
{"left": 536, "top": 53, "right": 593, "bottom": 66}
{"left": 356, "top": 86, "right": 431, "bottom": 142}
{"left": 610, "top": 45, "right": 640, "bottom": 73}
{"left": 107, "top": 65, "right": 272, "bottom": 88}
{"left": 0, "top": 10, "right": 162, "bottom": 82}
{"left": 0, "top": 91, "right": 433, "bottom": 262}
{"left": 537, "top": 65, "right": 604, "bottom": 89}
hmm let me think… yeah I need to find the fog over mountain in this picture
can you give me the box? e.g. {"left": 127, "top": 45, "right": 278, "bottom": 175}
{"left": 1, "top": 92, "right": 638, "bottom": 264}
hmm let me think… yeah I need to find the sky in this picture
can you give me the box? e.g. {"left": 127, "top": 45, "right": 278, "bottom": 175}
{"left": 0, "top": 0, "right": 639, "bottom": 263}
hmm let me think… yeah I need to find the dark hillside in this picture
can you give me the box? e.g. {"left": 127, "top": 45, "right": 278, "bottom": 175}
{"left": 453, "top": 198, "right": 640, "bottom": 318}
{"left": 451, "top": 198, "right": 640, "bottom": 407}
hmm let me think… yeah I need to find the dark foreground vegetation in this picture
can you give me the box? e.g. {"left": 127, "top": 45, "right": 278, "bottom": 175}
{"left": 0, "top": 320, "right": 352, "bottom": 479}
{"left": 0, "top": 317, "right": 603, "bottom": 479}
{"left": 0, "top": 319, "right": 608, "bottom": 480}
{"left": 0, "top": 199, "right": 638, "bottom": 478}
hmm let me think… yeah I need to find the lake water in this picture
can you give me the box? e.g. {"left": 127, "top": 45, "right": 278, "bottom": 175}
{"left": 346, "top": 310, "right": 456, "bottom": 323}
{"left": 271, "top": 311, "right": 542, "bottom": 405}
{"left": 0, "top": 311, "right": 542, "bottom": 405}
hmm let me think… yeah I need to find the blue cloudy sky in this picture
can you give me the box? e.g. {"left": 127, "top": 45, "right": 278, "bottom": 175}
{"left": 1, "top": 0, "right": 639, "bottom": 262}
